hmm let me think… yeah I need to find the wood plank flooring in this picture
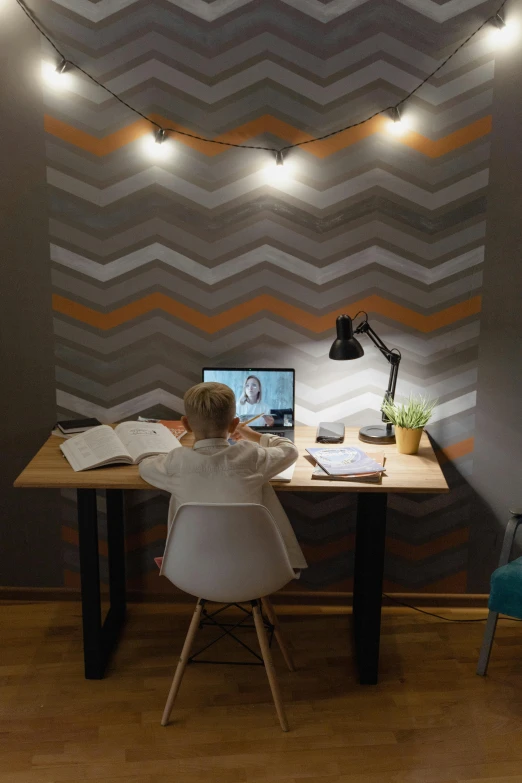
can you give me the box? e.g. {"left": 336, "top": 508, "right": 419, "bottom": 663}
{"left": 1, "top": 601, "right": 522, "bottom": 783}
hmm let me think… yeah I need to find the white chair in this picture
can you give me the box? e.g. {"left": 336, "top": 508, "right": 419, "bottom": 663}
{"left": 159, "top": 503, "right": 299, "bottom": 731}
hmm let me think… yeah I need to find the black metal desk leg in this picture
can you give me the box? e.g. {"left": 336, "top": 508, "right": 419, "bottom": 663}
{"left": 77, "top": 489, "right": 103, "bottom": 679}
{"left": 352, "top": 492, "right": 388, "bottom": 685}
{"left": 106, "top": 490, "right": 127, "bottom": 617}
{"left": 77, "top": 489, "right": 127, "bottom": 679}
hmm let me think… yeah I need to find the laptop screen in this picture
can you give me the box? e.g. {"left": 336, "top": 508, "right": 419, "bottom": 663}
{"left": 202, "top": 368, "right": 295, "bottom": 430}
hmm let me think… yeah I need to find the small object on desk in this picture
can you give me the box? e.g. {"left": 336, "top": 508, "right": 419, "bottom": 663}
{"left": 137, "top": 417, "right": 187, "bottom": 440}
{"left": 316, "top": 421, "right": 345, "bottom": 443}
{"left": 312, "top": 452, "right": 385, "bottom": 483}
{"left": 56, "top": 418, "right": 102, "bottom": 434}
{"left": 306, "top": 445, "right": 384, "bottom": 476}
{"left": 60, "top": 421, "right": 182, "bottom": 472}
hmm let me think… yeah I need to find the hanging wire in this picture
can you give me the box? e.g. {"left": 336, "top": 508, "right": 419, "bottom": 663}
{"left": 14, "top": 0, "right": 507, "bottom": 154}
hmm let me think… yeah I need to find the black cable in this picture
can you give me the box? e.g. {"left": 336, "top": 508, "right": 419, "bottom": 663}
{"left": 382, "top": 592, "right": 522, "bottom": 623}
{"left": 13, "top": 0, "right": 507, "bottom": 153}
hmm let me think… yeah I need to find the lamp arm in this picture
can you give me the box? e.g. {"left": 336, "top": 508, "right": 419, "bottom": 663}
{"left": 355, "top": 321, "right": 397, "bottom": 362}
{"left": 355, "top": 321, "right": 401, "bottom": 425}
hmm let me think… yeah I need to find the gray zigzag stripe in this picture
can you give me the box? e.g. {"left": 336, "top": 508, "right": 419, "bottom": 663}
{"left": 48, "top": 216, "right": 486, "bottom": 260}
{"left": 52, "top": 33, "right": 492, "bottom": 82}
{"left": 51, "top": 268, "right": 482, "bottom": 310}
{"left": 43, "top": 84, "right": 493, "bottom": 135}
{"left": 44, "top": 0, "right": 491, "bottom": 37}
{"left": 45, "top": 136, "right": 492, "bottom": 187}
{"left": 53, "top": 317, "right": 480, "bottom": 358}
{"left": 49, "top": 59, "right": 494, "bottom": 107}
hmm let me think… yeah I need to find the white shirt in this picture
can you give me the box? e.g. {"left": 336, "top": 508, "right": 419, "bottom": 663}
{"left": 139, "top": 434, "right": 307, "bottom": 570}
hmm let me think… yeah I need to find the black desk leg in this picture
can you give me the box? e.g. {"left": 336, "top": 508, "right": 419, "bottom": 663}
{"left": 352, "top": 492, "right": 387, "bottom": 685}
{"left": 106, "top": 490, "right": 127, "bottom": 617}
{"left": 77, "top": 488, "right": 127, "bottom": 679}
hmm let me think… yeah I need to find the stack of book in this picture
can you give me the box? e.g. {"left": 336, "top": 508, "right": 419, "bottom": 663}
{"left": 306, "top": 445, "right": 386, "bottom": 483}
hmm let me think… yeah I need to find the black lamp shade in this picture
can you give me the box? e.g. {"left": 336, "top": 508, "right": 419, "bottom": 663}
{"left": 329, "top": 315, "right": 364, "bottom": 360}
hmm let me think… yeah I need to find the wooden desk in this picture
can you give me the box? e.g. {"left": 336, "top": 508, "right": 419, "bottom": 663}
{"left": 15, "top": 426, "right": 448, "bottom": 683}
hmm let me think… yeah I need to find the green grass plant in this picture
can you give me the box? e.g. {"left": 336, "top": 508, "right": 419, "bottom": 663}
{"left": 381, "top": 394, "right": 437, "bottom": 430}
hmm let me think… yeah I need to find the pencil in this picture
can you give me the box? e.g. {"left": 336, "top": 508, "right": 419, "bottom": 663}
{"left": 241, "top": 413, "right": 267, "bottom": 426}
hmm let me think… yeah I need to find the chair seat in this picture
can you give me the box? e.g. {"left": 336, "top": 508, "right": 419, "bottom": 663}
{"left": 488, "top": 556, "right": 522, "bottom": 619}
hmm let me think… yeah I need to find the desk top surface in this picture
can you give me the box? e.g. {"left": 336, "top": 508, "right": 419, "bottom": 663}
{"left": 14, "top": 426, "right": 448, "bottom": 494}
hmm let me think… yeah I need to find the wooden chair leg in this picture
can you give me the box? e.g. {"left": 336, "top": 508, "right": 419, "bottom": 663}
{"left": 252, "top": 601, "right": 289, "bottom": 732}
{"left": 261, "top": 596, "right": 295, "bottom": 672}
{"left": 161, "top": 599, "right": 203, "bottom": 726}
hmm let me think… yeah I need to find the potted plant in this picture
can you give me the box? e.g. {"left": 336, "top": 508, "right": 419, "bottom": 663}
{"left": 381, "top": 395, "right": 437, "bottom": 455}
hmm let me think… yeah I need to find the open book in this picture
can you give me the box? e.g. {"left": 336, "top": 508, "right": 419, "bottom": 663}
{"left": 60, "top": 422, "right": 182, "bottom": 472}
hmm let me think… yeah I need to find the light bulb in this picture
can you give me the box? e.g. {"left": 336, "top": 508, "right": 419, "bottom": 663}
{"left": 264, "top": 151, "right": 292, "bottom": 186}
{"left": 141, "top": 130, "right": 173, "bottom": 160}
{"left": 41, "top": 60, "right": 72, "bottom": 89}
{"left": 387, "top": 107, "right": 411, "bottom": 137}
{"left": 489, "top": 15, "right": 519, "bottom": 46}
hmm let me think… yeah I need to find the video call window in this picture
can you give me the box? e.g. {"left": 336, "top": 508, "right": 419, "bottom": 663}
{"left": 202, "top": 369, "right": 294, "bottom": 429}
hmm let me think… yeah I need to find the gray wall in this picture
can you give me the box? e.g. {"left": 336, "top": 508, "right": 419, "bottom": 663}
{"left": 469, "top": 0, "right": 522, "bottom": 591}
{"left": 0, "top": 0, "right": 520, "bottom": 593}
{"left": 0, "top": 9, "right": 61, "bottom": 585}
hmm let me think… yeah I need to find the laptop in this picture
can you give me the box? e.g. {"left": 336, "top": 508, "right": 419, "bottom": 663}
{"left": 202, "top": 367, "right": 296, "bottom": 442}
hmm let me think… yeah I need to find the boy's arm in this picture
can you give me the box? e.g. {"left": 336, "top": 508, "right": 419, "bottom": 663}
{"left": 139, "top": 453, "right": 174, "bottom": 491}
{"left": 255, "top": 434, "right": 299, "bottom": 480}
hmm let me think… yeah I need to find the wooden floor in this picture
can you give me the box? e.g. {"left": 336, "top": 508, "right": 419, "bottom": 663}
{"left": 2, "top": 601, "right": 522, "bottom": 783}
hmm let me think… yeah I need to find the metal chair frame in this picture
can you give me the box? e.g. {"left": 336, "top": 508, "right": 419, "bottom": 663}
{"left": 477, "top": 508, "right": 522, "bottom": 676}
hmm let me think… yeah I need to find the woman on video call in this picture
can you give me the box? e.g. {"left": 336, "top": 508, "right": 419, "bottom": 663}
{"left": 237, "top": 375, "right": 274, "bottom": 426}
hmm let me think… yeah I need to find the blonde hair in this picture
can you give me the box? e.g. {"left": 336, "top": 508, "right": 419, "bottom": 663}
{"left": 184, "top": 382, "right": 236, "bottom": 432}
{"left": 239, "top": 375, "right": 262, "bottom": 405}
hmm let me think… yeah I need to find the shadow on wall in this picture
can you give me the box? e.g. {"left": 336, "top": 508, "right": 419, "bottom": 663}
{"left": 426, "top": 432, "right": 504, "bottom": 595}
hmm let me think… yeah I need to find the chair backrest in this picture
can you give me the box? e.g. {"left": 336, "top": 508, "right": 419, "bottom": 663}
{"left": 160, "top": 503, "right": 296, "bottom": 603}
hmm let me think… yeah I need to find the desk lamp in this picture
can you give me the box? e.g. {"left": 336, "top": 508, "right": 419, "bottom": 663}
{"left": 329, "top": 312, "right": 401, "bottom": 444}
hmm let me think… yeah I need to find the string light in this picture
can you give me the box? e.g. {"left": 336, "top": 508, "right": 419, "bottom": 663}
{"left": 15, "top": 0, "right": 509, "bottom": 163}
{"left": 387, "top": 106, "right": 410, "bottom": 136}
{"left": 265, "top": 151, "right": 293, "bottom": 186}
{"left": 142, "top": 129, "right": 173, "bottom": 160}
{"left": 41, "top": 59, "right": 72, "bottom": 89}
{"left": 489, "top": 13, "right": 519, "bottom": 45}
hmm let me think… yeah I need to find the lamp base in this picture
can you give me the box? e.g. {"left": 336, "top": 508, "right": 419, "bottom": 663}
{"left": 358, "top": 424, "right": 395, "bottom": 445}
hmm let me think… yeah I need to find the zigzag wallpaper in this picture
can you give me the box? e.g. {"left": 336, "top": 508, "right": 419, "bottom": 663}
{"left": 39, "top": 0, "right": 497, "bottom": 593}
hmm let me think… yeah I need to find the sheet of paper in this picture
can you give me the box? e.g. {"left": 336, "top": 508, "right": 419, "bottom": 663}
{"left": 272, "top": 461, "right": 296, "bottom": 482}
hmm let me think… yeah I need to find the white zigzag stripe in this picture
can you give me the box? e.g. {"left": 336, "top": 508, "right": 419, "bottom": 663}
{"left": 46, "top": 166, "right": 489, "bottom": 210}
{"left": 297, "top": 369, "right": 477, "bottom": 405}
{"left": 56, "top": 389, "right": 476, "bottom": 424}
{"left": 50, "top": 244, "right": 484, "bottom": 285}
{"left": 45, "top": 60, "right": 494, "bottom": 107}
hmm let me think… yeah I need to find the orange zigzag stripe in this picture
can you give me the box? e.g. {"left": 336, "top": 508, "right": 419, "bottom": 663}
{"left": 52, "top": 293, "right": 482, "bottom": 333}
{"left": 44, "top": 114, "right": 492, "bottom": 159}
{"left": 436, "top": 437, "right": 474, "bottom": 465}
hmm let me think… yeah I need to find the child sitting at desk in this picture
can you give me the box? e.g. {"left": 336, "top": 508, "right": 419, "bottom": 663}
{"left": 139, "top": 382, "right": 307, "bottom": 570}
